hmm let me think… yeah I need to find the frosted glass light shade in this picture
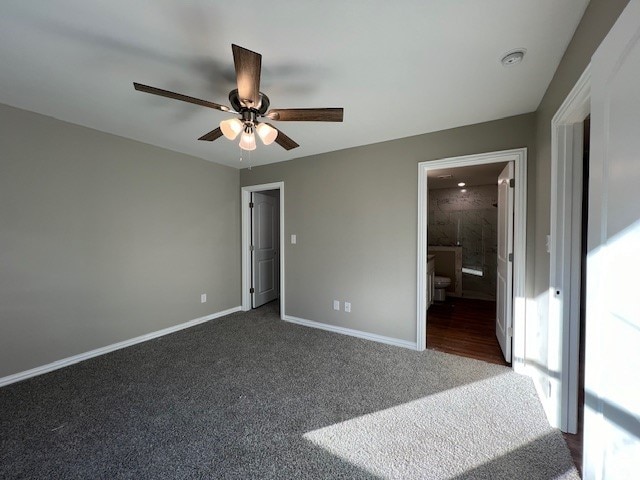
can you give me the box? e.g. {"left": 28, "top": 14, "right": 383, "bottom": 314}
{"left": 220, "top": 118, "right": 243, "bottom": 140}
{"left": 239, "top": 131, "right": 256, "bottom": 151}
{"left": 256, "top": 123, "right": 278, "bottom": 145}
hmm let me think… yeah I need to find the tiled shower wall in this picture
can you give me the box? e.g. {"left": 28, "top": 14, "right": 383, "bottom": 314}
{"left": 428, "top": 185, "right": 498, "bottom": 300}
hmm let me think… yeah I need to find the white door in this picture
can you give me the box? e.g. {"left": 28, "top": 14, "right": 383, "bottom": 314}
{"left": 251, "top": 192, "right": 279, "bottom": 308}
{"left": 496, "top": 162, "right": 514, "bottom": 363}
{"left": 585, "top": 1, "right": 640, "bottom": 478}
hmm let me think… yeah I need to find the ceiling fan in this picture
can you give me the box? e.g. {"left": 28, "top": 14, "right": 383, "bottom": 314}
{"left": 134, "top": 44, "right": 344, "bottom": 152}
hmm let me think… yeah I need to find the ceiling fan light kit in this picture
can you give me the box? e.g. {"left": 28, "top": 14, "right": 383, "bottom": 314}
{"left": 220, "top": 117, "right": 243, "bottom": 140}
{"left": 239, "top": 127, "right": 257, "bottom": 151}
{"left": 256, "top": 123, "right": 278, "bottom": 145}
{"left": 134, "top": 44, "right": 344, "bottom": 154}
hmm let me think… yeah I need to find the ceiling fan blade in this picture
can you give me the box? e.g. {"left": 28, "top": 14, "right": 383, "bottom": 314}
{"left": 232, "top": 44, "right": 262, "bottom": 108}
{"left": 267, "top": 123, "right": 299, "bottom": 150}
{"left": 198, "top": 127, "right": 224, "bottom": 142}
{"left": 266, "top": 108, "right": 343, "bottom": 122}
{"left": 133, "top": 83, "right": 231, "bottom": 112}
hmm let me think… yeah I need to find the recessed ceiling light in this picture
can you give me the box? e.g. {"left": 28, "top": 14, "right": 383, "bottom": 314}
{"left": 458, "top": 182, "right": 466, "bottom": 187}
{"left": 501, "top": 49, "right": 526, "bottom": 67}
{"left": 460, "top": 189, "right": 467, "bottom": 193}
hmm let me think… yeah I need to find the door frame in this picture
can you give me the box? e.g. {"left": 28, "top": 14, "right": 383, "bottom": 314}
{"left": 416, "top": 148, "right": 528, "bottom": 374}
{"left": 548, "top": 65, "right": 590, "bottom": 432}
{"left": 241, "top": 182, "right": 285, "bottom": 317}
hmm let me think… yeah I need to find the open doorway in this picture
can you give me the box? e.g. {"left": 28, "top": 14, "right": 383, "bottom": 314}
{"left": 425, "top": 162, "right": 510, "bottom": 366}
{"left": 241, "top": 182, "right": 285, "bottom": 317}
{"left": 416, "top": 148, "right": 528, "bottom": 374}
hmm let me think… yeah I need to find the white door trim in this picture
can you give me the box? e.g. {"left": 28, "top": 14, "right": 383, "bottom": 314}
{"left": 416, "top": 148, "right": 528, "bottom": 375}
{"left": 241, "top": 182, "right": 285, "bottom": 318}
{"left": 549, "top": 65, "right": 590, "bottom": 432}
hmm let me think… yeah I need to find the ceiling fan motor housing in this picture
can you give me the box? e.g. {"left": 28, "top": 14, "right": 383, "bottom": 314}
{"left": 229, "top": 89, "right": 270, "bottom": 115}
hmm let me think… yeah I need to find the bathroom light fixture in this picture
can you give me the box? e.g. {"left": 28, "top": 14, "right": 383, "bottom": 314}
{"left": 457, "top": 182, "right": 466, "bottom": 187}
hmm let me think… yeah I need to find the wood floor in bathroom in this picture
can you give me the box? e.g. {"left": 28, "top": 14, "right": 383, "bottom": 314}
{"left": 426, "top": 297, "right": 509, "bottom": 366}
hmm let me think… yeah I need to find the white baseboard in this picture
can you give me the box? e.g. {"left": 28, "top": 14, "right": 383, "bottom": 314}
{"left": 0, "top": 306, "right": 242, "bottom": 388}
{"left": 283, "top": 314, "right": 417, "bottom": 350}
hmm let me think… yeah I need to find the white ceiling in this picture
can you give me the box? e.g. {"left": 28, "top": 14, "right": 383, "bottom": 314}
{"left": 0, "top": 0, "right": 589, "bottom": 168}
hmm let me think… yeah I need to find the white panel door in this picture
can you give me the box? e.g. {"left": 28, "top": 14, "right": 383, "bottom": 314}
{"left": 251, "top": 192, "right": 279, "bottom": 308}
{"left": 496, "top": 162, "right": 514, "bottom": 363}
{"left": 585, "top": 1, "right": 640, "bottom": 478}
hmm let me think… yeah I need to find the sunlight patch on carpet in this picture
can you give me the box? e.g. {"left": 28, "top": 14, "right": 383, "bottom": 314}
{"left": 304, "top": 375, "right": 579, "bottom": 479}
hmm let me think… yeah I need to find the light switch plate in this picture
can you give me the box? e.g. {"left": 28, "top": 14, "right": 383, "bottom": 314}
{"left": 333, "top": 300, "right": 340, "bottom": 311}
{"left": 291, "top": 234, "right": 297, "bottom": 244}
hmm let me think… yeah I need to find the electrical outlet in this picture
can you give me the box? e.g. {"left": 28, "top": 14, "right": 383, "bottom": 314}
{"left": 201, "top": 294, "right": 207, "bottom": 303}
{"left": 291, "top": 234, "right": 297, "bottom": 244}
{"left": 344, "top": 302, "right": 351, "bottom": 313}
{"left": 333, "top": 300, "right": 340, "bottom": 311}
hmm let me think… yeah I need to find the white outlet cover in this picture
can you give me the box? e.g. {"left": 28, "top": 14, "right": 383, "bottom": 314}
{"left": 333, "top": 300, "right": 340, "bottom": 311}
{"left": 201, "top": 294, "right": 207, "bottom": 303}
{"left": 344, "top": 302, "right": 351, "bottom": 313}
{"left": 291, "top": 234, "right": 297, "bottom": 244}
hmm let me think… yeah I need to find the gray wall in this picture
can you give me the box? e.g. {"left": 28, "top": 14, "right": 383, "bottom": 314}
{"left": 528, "top": 0, "right": 630, "bottom": 389}
{"left": 0, "top": 103, "right": 240, "bottom": 378}
{"left": 241, "top": 114, "right": 536, "bottom": 343}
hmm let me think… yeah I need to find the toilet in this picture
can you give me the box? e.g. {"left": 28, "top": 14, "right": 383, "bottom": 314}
{"left": 433, "top": 276, "right": 451, "bottom": 302}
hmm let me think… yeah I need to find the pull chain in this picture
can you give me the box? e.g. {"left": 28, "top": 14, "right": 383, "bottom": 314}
{"left": 239, "top": 145, "right": 252, "bottom": 169}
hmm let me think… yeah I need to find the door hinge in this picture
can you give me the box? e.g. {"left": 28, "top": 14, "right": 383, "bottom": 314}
{"left": 250, "top": 287, "right": 255, "bottom": 294}
{"left": 249, "top": 245, "right": 255, "bottom": 252}
{"left": 249, "top": 202, "right": 254, "bottom": 208}
{"left": 509, "top": 178, "right": 515, "bottom": 188}
{"left": 507, "top": 326, "right": 513, "bottom": 337}
{"left": 508, "top": 252, "right": 513, "bottom": 262}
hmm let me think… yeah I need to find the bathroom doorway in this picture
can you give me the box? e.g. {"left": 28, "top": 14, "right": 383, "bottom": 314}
{"left": 416, "top": 149, "right": 527, "bottom": 372}
{"left": 425, "top": 162, "right": 510, "bottom": 365}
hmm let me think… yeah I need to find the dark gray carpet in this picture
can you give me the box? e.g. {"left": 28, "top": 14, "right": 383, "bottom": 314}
{"left": 0, "top": 303, "right": 578, "bottom": 479}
